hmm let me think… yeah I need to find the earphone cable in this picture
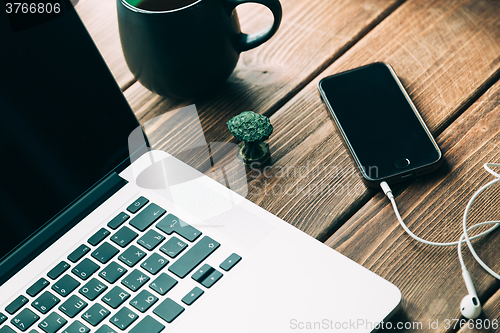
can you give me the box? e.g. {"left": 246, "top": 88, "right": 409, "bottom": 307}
{"left": 381, "top": 163, "right": 500, "bottom": 279}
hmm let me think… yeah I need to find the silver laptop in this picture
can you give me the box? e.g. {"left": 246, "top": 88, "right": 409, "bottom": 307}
{"left": 0, "top": 4, "right": 400, "bottom": 332}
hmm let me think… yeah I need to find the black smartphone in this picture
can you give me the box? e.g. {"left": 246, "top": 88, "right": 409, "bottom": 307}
{"left": 318, "top": 62, "right": 442, "bottom": 187}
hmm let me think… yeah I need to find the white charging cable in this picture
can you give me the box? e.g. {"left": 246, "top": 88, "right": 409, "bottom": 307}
{"left": 380, "top": 163, "right": 500, "bottom": 319}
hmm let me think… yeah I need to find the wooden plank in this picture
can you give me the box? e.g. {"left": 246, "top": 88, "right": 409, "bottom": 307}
{"left": 322, "top": 0, "right": 500, "bottom": 135}
{"left": 200, "top": 0, "right": 500, "bottom": 240}
{"left": 207, "top": 91, "right": 374, "bottom": 239}
{"left": 326, "top": 79, "right": 500, "bottom": 332}
{"left": 126, "top": 0, "right": 404, "bottom": 154}
{"left": 457, "top": 288, "right": 500, "bottom": 333}
{"left": 76, "top": 0, "right": 135, "bottom": 89}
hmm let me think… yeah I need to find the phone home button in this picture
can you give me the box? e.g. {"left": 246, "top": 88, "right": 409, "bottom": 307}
{"left": 395, "top": 158, "right": 410, "bottom": 169}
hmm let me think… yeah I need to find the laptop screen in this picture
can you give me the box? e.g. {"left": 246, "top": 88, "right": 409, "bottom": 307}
{"left": 0, "top": 4, "right": 144, "bottom": 262}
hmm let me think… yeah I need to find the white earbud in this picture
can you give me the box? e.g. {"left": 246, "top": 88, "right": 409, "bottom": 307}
{"left": 460, "top": 270, "right": 481, "bottom": 319}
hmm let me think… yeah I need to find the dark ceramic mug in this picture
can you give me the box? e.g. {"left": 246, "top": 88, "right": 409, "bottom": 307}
{"left": 117, "top": 0, "right": 282, "bottom": 99}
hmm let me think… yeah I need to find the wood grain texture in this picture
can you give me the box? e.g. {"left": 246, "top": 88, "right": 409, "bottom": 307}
{"left": 205, "top": 0, "right": 500, "bottom": 240}
{"left": 325, "top": 79, "right": 500, "bottom": 332}
{"left": 207, "top": 89, "right": 376, "bottom": 240}
{"left": 328, "top": 0, "right": 500, "bottom": 135}
{"left": 125, "top": 0, "right": 404, "bottom": 156}
{"left": 76, "top": 0, "right": 135, "bottom": 89}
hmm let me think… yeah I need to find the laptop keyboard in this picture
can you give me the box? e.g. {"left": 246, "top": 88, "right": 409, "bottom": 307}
{"left": 0, "top": 196, "right": 242, "bottom": 333}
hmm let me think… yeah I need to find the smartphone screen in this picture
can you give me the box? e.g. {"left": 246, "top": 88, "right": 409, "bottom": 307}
{"left": 318, "top": 62, "right": 441, "bottom": 184}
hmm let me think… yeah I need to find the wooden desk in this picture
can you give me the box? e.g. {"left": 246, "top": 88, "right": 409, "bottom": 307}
{"left": 77, "top": 0, "right": 500, "bottom": 331}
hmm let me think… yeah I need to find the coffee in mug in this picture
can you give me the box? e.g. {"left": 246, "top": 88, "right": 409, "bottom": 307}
{"left": 128, "top": 0, "right": 198, "bottom": 11}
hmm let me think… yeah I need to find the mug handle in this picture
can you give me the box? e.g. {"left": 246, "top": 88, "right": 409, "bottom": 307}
{"left": 227, "top": 0, "right": 283, "bottom": 52}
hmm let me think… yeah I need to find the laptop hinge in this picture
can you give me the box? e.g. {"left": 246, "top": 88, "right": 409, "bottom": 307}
{"left": 0, "top": 172, "right": 128, "bottom": 286}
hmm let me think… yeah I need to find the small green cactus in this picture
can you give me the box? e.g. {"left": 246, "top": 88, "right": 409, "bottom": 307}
{"left": 227, "top": 111, "right": 274, "bottom": 167}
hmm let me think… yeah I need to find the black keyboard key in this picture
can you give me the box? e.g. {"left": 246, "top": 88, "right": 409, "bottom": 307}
{"left": 95, "top": 325, "right": 116, "bottom": 333}
{"left": 58, "top": 295, "right": 87, "bottom": 318}
{"left": 110, "top": 226, "right": 138, "bottom": 248}
{"left": 129, "top": 315, "right": 164, "bottom": 333}
{"left": 52, "top": 275, "right": 80, "bottom": 297}
{"left": 220, "top": 253, "right": 242, "bottom": 271}
{"left": 181, "top": 287, "right": 204, "bottom": 305}
{"left": 79, "top": 279, "right": 108, "bottom": 301}
{"left": 109, "top": 307, "right": 138, "bottom": 330}
{"left": 32, "top": 292, "right": 59, "bottom": 314}
{"left": 141, "top": 253, "right": 168, "bottom": 275}
{"left": 153, "top": 298, "right": 184, "bottom": 323}
{"left": 11, "top": 308, "right": 39, "bottom": 331}
{"left": 201, "top": 269, "right": 223, "bottom": 288}
{"left": 38, "top": 312, "right": 67, "bottom": 333}
{"left": 0, "top": 312, "right": 6, "bottom": 325}
{"left": 137, "top": 229, "right": 165, "bottom": 251}
{"left": 81, "top": 303, "right": 110, "bottom": 327}
{"left": 127, "top": 197, "right": 149, "bottom": 214}
{"left": 191, "top": 264, "right": 222, "bottom": 287}
{"left": 129, "top": 204, "right": 166, "bottom": 232}
{"left": 168, "top": 236, "right": 220, "bottom": 278}
{"left": 62, "top": 320, "right": 89, "bottom": 333}
{"left": 102, "top": 286, "right": 130, "bottom": 309}
{"left": 99, "top": 262, "right": 127, "bottom": 284}
{"left": 149, "top": 273, "right": 177, "bottom": 296}
{"left": 122, "top": 270, "right": 150, "bottom": 292}
{"left": 129, "top": 290, "right": 158, "bottom": 313}
{"left": 0, "top": 326, "right": 15, "bottom": 333}
{"left": 91, "top": 242, "right": 119, "bottom": 264}
{"left": 27, "top": 278, "right": 50, "bottom": 297}
{"left": 107, "top": 212, "right": 129, "bottom": 230}
{"left": 5, "top": 295, "right": 29, "bottom": 314}
{"left": 118, "top": 245, "right": 146, "bottom": 267}
{"left": 72, "top": 259, "right": 99, "bottom": 280}
{"left": 191, "top": 264, "right": 215, "bottom": 283}
{"left": 156, "top": 214, "right": 202, "bottom": 242}
{"left": 88, "top": 228, "right": 111, "bottom": 246}
{"left": 67, "top": 245, "right": 90, "bottom": 263}
{"left": 159, "top": 236, "right": 187, "bottom": 258}
{"left": 47, "top": 262, "right": 70, "bottom": 280}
